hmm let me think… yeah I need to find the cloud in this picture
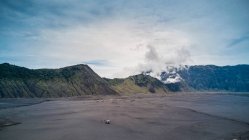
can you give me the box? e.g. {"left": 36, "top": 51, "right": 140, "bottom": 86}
{"left": 25, "top": 18, "right": 193, "bottom": 78}
{"left": 163, "top": 73, "right": 183, "bottom": 83}
{"left": 1, "top": 0, "right": 249, "bottom": 78}
{"left": 130, "top": 45, "right": 191, "bottom": 79}
{"left": 227, "top": 35, "right": 249, "bottom": 47}
{"left": 145, "top": 45, "right": 159, "bottom": 61}
{"left": 82, "top": 59, "right": 110, "bottom": 66}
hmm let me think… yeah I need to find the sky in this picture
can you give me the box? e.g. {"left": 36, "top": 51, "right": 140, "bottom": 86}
{"left": 0, "top": 0, "right": 249, "bottom": 78}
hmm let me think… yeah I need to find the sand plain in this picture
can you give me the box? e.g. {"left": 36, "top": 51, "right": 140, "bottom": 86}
{"left": 0, "top": 93, "right": 249, "bottom": 140}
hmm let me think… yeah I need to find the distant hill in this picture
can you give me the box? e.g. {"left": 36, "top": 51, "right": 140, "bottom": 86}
{"left": 104, "top": 74, "right": 168, "bottom": 94}
{"left": 160, "top": 65, "right": 249, "bottom": 92}
{"left": 109, "top": 64, "right": 249, "bottom": 93}
{"left": 0, "top": 63, "right": 117, "bottom": 98}
{"left": 1, "top": 63, "right": 248, "bottom": 98}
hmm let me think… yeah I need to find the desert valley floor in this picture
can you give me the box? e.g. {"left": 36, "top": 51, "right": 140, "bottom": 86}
{"left": 0, "top": 93, "right": 249, "bottom": 140}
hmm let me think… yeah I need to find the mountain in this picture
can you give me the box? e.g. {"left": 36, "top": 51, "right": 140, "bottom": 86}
{"left": 1, "top": 63, "right": 248, "bottom": 98}
{"left": 164, "top": 82, "right": 190, "bottom": 92}
{"left": 0, "top": 63, "right": 117, "bottom": 98}
{"left": 160, "top": 65, "right": 249, "bottom": 92}
{"left": 104, "top": 74, "right": 168, "bottom": 94}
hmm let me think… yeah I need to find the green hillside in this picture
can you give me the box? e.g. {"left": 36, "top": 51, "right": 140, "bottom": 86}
{"left": 104, "top": 74, "right": 168, "bottom": 94}
{"left": 0, "top": 63, "right": 117, "bottom": 98}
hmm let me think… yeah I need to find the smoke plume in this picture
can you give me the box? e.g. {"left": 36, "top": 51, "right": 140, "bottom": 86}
{"left": 137, "top": 45, "right": 191, "bottom": 83}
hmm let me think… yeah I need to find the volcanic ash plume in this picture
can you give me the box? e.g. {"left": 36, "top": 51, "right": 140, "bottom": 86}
{"left": 138, "top": 45, "right": 191, "bottom": 83}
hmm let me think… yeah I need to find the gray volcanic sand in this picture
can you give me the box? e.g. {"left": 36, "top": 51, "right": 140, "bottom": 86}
{"left": 0, "top": 94, "right": 249, "bottom": 140}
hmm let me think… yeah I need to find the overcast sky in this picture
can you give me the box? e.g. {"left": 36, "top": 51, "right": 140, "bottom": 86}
{"left": 1, "top": 0, "right": 249, "bottom": 78}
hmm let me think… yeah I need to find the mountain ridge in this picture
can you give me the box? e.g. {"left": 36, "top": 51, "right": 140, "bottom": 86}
{"left": 1, "top": 63, "right": 249, "bottom": 98}
{"left": 0, "top": 63, "right": 117, "bottom": 98}
{"left": 104, "top": 74, "right": 168, "bottom": 94}
{"left": 160, "top": 64, "right": 249, "bottom": 92}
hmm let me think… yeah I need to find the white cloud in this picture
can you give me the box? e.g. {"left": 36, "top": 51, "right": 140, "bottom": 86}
{"left": 2, "top": 0, "right": 248, "bottom": 78}
{"left": 30, "top": 18, "right": 194, "bottom": 78}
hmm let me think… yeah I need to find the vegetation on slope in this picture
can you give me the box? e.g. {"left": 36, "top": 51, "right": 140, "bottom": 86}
{"left": 176, "top": 65, "right": 249, "bottom": 91}
{"left": 105, "top": 74, "right": 168, "bottom": 94}
{"left": 0, "top": 63, "right": 117, "bottom": 98}
{"left": 1, "top": 63, "right": 249, "bottom": 98}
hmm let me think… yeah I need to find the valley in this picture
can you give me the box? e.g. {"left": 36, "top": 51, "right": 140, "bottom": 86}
{"left": 0, "top": 93, "right": 249, "bottom": 140}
